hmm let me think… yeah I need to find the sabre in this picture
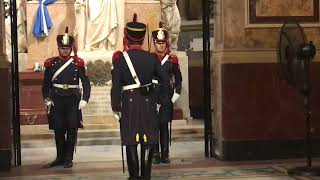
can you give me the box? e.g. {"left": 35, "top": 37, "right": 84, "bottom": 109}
{"left": 116, "top": 113, "right": 125, "bottom": 173}
{"left": 169, "top": 121, "right": 172, "bottom": 146}
{"left": 170, "top": 107, "right": 173, "bottom": 146}
{"left": 147, "top": 23, "right": 151, "bottom": 52}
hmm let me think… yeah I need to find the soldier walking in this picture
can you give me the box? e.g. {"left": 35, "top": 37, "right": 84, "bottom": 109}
{"left": 42, "top": 27, "right": 91, "bottom": 168}
{"left": 111, "top": 14, "right": 170, "bottom": 180}
{"left": 151, "top": 22, "right": 182, "bottom": 164}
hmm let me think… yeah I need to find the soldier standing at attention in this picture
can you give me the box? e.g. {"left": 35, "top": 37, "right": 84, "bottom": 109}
{"left": 111, "top": 14, "right": 170, "bottom": 180}
{"left": 151, "top": 22, "right": 182, "bottom": 164}
{"left": 42, "top": 27, "right": 91, "bottom": 168}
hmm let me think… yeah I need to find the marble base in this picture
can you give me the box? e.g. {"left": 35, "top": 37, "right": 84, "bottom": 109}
{"left": 76, "top": 50, "right": 114, "bottom": 64}
{"left": 174, "top": 51, "right": 191, "bottom": 120}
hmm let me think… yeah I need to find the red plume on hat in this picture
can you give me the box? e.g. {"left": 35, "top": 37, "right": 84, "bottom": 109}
{"left": 159, "top": 22, "right": 163, "bottom": 29}
{"left": 133, "top": 13, "right": 137, "bottom": 22}
{"left": 123, "top": 13, "right": 147, "bottom": 49}
{"left": 57, "top": 26, "right": 74, "bottom": 47}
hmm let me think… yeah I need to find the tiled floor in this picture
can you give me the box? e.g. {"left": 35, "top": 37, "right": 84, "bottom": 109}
{"left": 1, "top": 141, "right": 320, "bottom": 179}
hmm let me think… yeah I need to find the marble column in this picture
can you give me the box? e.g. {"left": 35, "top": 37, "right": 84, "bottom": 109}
{"left": 0, "top": 0, "right": 12, "bottom": 171}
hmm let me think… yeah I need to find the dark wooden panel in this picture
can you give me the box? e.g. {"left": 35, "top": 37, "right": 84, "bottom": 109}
{"left": 221, "top": 138, "right": 320, "bottom": 161}
{"left": 221, "top": 63, "right": 320, "bottom": 140}
{"left": 0, "top": 66, "right": 12, "bottom": 171}
{"left": 189, "top": 66, "right": 204, "bottom": 118}
{"left": 0, "top": 150, "right": 11, "bottom": 171}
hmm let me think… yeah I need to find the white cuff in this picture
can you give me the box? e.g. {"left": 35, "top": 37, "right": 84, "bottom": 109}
{"left": 78, "top": 100, "right": 87, "bottom": 110}
{"left": 113, "top": 112, "right": 121, "bottom": 120}
{"left": 171, "top": 93, "right": 180, "bottom": 103}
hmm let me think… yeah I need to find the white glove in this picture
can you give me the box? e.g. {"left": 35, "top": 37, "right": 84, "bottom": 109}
{"left": 113, "top": 112, "right": 121, "bottom": 120}
{"left": 78, "top": 100, "right": 87, "bottom": 110}
{"left": 156, "top": 104, "right": 161, "bottom": 112}
{"left": 171, "top": 93, "right": 180, "bottom": 103}
{"left": 44, "top": 98, "right": 54, "bottom": 107}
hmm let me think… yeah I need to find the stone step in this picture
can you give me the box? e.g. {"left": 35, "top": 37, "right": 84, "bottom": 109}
{"left": 20, "top": 120, "right": 204, "bottom": 148}
{"left": 21, "top": 124, "right": 203, "bottom": 140}
{"left": 21, "top": 133, "right": 204, "bottom": 148}
{"left": 21, "top": 119, "right": 194, "bottom": 134}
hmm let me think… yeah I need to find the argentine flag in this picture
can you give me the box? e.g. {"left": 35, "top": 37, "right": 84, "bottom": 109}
{"left": 32, "top": 0, "right": 57, "bottom": 38}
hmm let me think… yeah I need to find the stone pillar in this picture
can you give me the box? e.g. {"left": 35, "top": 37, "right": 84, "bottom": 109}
{"left": 188, "top": 0, "right": 201, "bottom": 20}
{"left": 213, "top": 0, "right": 320, "bottom": 160}
{"left": 0, "top": 0, "right": 12, "bottom": 171}
{"left": 177, "top": 0, "right": 188, "bottom": 21}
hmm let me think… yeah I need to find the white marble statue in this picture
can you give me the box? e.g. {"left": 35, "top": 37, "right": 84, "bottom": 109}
{"left": 5, "top": 0, "right": 27, "bottom": 60}
{"left": 74, "top": 0, "right": 118, "bottom": 51}
{"left": 160, "top": 0, "right": 181, "bottom": 50}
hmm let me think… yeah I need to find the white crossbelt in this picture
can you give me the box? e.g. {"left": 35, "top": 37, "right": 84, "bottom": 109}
{"left": 122, "top": 84, "right": 141, "bottom": 91}
{"left": 122, "top": 51, "right": 141, "bottom": 91}
{"left": 161, "top": 54, "right": 169, "bottom": 65}
{"left": 53, "top": 83, "right": 80, "bottom": 89}
{"left": 51, "top": 57, "right": 74, "bottom": 82}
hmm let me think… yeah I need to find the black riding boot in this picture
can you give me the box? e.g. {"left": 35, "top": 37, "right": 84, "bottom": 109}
{"left": 160, "top": 122, "right": 170, "bottom": 163}
{"left": 152, "top": 143, "right": 160, "bottom": 164}
{"left": 64, "top": 129, "right": 77, "bottom": 168}
{"left": 126, "top": 145, "right": 139, "bottom": 180}
{"left": 49, "top": 129, "right": 66, "bottom": 167}
{"left": 141, "top": 145, "right": 154, "bottom": 180}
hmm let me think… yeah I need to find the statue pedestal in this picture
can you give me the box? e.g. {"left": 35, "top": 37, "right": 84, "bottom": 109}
{"left": 20, "top": 71, "right": 47, "bottom": 125}
{"left": 77, "top": 50, "right": 114, "bottom": 64}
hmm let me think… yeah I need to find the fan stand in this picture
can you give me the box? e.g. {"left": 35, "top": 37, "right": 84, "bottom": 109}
{"left": 287, "top": 59, "right": 320, "bottom": 176}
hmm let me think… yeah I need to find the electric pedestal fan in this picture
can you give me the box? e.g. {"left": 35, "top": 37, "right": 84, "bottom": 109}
{"left": 278, "top": 22, "right": 320, "bottom": 176}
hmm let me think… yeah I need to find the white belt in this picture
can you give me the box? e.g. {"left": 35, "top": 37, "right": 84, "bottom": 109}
{"left": 53, "top": 83, "right": 80, "bottom": 89}
{"left": 122, "top": 84, "right": 141, "bottom": 91}
{"left": 122, "top": 81, "right": 158, "bottom": 91}
{"left": 152, "top": 79, "right": 159, "bottom": 84}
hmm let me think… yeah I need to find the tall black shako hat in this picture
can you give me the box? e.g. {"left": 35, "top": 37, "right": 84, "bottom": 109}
{"left": 125, "top": 13, "right": 146, "bottom": 42}
{"left": 56, "top": 26, "right": 74, "bottom": 47}
{"left": 152, "top": 22, "right": 169, "bottom": 42}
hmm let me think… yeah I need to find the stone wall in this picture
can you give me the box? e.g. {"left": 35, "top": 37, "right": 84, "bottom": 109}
{"left": 213, "top": 0, "right": 320, "bottom": 160}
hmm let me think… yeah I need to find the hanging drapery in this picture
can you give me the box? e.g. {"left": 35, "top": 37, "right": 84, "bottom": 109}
{"left": 32, "top": 0, "right": 57, "bottom": 38}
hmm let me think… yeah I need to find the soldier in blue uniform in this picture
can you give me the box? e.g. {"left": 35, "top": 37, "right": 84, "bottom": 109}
{"left": 151, "top": 22, "right": 182, "bottom": 164}
{"left": 42, "top": 27, "right": 91, "bottom": 168}
{"left": 111, "top": 14, "right": 170, "bottom": 180}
